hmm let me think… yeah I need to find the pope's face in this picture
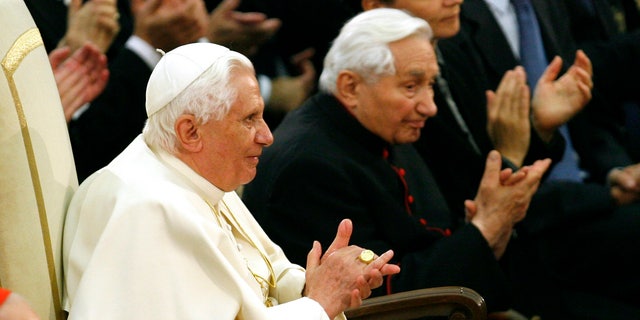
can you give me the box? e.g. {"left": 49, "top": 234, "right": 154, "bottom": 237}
{"left": 200, "top": 66, "right": 274, "bottom": 191}
{"left": 351, "top": 36, "right": 438, "bottom": 144}
{"left": 383, "top": 0, "right": 463, "bottom": 39}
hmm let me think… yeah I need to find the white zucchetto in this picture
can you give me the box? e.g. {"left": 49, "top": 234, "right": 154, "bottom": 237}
{"left": 145, "top": 42, "right": 230, "bottom": 117}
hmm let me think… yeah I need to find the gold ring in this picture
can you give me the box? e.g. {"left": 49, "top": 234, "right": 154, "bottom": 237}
{"left": 358, "top": 249, "right": 375, "bottom": 264}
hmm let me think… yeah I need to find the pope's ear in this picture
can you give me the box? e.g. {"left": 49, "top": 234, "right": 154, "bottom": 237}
{"left": 335, "top": 70, "right": 360, "bottom": 110}
{"left": 174, "top": 115, "right": 202, "bottom": 152}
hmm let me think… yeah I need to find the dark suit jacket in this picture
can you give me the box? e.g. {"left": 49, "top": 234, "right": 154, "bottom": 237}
{"left": 563, "top": 0, "right": 640, "bottom": 143}
{"left": 415, "top": 40, "right": 565, "bottom": 218}
{"left": 419, "top": 2, "right": 640, "bottom": 316}
{"left": 420, "top": 31, "right": 615, "bottom": 236}
{"left": 68, "top": 47, "right": 152, "bottom": 181}
{"left": 242, "top": 93, "right": 513, "bottom": 312}
{"left": 457, "top": 0, "right": 633, "bottom": 183}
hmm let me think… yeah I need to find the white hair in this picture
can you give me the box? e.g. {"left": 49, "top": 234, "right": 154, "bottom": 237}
{"left": 319, "top": 8, "right": 433, "bottom": 94}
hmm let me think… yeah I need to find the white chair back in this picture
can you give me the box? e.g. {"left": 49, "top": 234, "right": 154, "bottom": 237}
{"left": 0, "top": 1, "right": 78, "bottom": 319}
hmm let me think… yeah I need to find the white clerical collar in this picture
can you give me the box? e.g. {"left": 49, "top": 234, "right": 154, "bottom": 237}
{"left": 148, "top": 140, "right": 225, "bottom": 205}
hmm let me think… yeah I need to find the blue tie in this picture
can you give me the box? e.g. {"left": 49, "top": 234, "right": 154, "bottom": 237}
{"left": 511, "top": 0, "right": 584, "bottom": 182}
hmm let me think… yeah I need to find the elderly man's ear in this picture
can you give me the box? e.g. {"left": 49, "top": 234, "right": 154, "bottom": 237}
{"left": 335, "top": 71, "right": 361, "bottom": 111}
{"left": 175, "top": 114, "right": 202, "bottom": 152}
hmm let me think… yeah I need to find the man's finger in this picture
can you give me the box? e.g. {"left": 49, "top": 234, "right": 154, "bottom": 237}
{"left": 214, "top": 0, "right": 240, "bottom": 14}
{"left": 306, "top": 240, "right": 322, "bottom": 271}
{"left": 323, "top": 219, "right": 352, "bottom": 260}
{"left": 479, "top": 150, "right": 502, "bottom": 188}
{"left": 539, "top": 55, "right": 562, "bottom": 83}
{"left": 365, "top": 250, "right": 399, "bottom": 276}
{"left": 69, "top": 0, "right": 82, "bottom": 17}
{"left": 574, "top": 49, "right": 593, "bottom": 76}
{"left": 49, "top": 47, "right": 72, "bottom": 69}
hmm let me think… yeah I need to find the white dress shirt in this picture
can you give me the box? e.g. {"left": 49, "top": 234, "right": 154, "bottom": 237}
{"left": 484, "top": 0, "right": 521, "bottom": 58}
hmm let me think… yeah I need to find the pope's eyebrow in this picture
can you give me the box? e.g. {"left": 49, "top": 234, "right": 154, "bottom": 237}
{"left": 408, "top": 69, "right": 426, "bottom": 78}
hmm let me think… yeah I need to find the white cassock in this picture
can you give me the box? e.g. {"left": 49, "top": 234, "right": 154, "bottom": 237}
{"left": 63, "top": 135, "right": 344, "bottom": 320}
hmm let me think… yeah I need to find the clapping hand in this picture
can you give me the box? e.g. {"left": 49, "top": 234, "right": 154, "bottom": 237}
{"left": 304, "top": 219, "right": 400, "bottom": 319}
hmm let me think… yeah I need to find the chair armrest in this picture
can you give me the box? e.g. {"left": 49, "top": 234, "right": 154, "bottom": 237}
{"left": 344, "top": 286, "right": 487, "bottom": 320}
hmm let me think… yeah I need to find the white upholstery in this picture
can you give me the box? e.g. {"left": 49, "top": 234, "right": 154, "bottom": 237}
{"left": 0, "top": 1, "right": 78, "bottom": 319}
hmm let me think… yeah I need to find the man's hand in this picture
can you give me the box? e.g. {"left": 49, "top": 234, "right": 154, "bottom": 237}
{"left": 304, "top": 219, "right": 400, "bottom": 319}
{"left": 131, "top": 0, "right": 208, "bottom": 52}
{"left": 50, "top": 43, "right": 109, "bottom": 122}
{"left": 609, "top": 163, "right": 640, "bottom": 205}
{"left": 60, "top": 0, "right": 120, "bottom": 53}
{"left": 206, "top": 0, "right": 281, "bottom": 56}
{"left": 486, "top": 66, "right": 531, "bottom": 167}
{"left": 467, "top": 151, "right": 551, "bottom": 258}
{"left": 531, "top": 50, "right": 593, "bottom": 142}
{"left": 269, "top": 48, "right": 316, "bottom": 112}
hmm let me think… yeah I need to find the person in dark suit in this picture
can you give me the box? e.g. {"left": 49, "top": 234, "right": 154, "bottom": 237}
{"left": 563, "top": 0, "right": 640, "bottom": 160}
{"left": 242, "top": 7, "right": 552, "bottom": 315}
{"left": 452, "top": 0, "right": 640, "bottom": 207}
{"left": 358, "top": 0, "right": 640, "bottom": 318}
{"left": 456, "top": 0, "right": 638, "bottom": 184}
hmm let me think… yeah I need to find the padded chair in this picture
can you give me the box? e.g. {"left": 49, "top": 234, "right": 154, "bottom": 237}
{"left": 0, "top": 1, "right": 76, "bottom": 319}
{"left": 0, "top": 2, "right": 488, "bottom": 320}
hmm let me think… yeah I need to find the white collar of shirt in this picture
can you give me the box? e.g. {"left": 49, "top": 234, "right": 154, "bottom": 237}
{"left": 125, "top": 36, "right": 163, "bottom": 70}
{"left": 484, "top": 0, "right": 520, "bottom": 58}
{"left": 148, "top": 140, "right": 225, "bottom": 206}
